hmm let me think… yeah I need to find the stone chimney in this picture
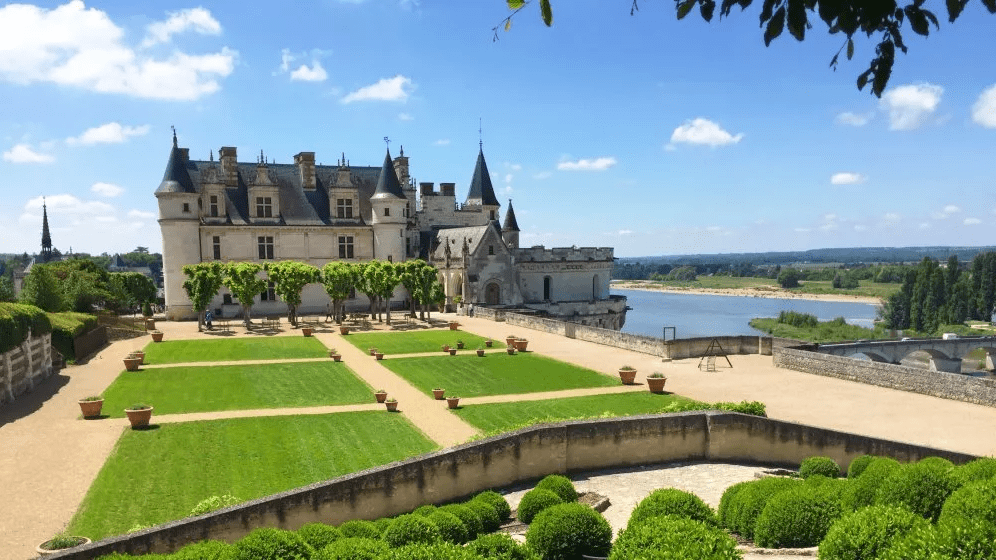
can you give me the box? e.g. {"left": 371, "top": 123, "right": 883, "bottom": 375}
{"left": 219, "top": 147, "right": 238, "bottom": 187}
{"left": 294, "top": 152, "right": 316, "bottom": 190}
{"left": 440, "top": 183, "right": 455, "bottom": 197}
{"left": 419, "top": 182, "right": 435, "bottom": 196}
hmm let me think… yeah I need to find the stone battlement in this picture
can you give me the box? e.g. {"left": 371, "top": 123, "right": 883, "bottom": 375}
{"left": 516, "top": 246, "right": 614, "bottom": 262}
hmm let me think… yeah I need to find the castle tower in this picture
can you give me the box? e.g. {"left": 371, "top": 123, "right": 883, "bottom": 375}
{"left": 155, "top": 131, "right": 201, "bottom": 319}
{"left": 502, "top": 199, "right": 520, "bottom": 250}
{"left": 465, "top": 147, "right": 501, "bottom": 222}
{"left": 370, "top": 149, "right": 408, "bottom": 263}
{"left": 40, "top": 198, "right": 53, "bottom": 262}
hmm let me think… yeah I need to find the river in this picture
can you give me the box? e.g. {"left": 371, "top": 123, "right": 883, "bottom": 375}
{"left": 613, "top": 288, "right": 881, "bottom": 340}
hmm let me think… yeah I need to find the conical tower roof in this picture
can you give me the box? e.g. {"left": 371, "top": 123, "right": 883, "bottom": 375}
{"left": 41, "top": 199, "right": 52, "bottom": 250}
{"left": 466, "top": 147, "right": 500, "bottom": 207}
{"left": 155, "top": 132, "right": 195, "bottom": 194}
{"left": 372, "top": 149, "right": 406, "bottom": 200}
{"left": 502, "top": 199, "right": 520, "bottom": 232}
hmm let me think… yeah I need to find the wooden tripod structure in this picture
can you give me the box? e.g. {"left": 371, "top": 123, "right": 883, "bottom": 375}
{"left": 698, "top": 338, "right": 733, "bottom": 371}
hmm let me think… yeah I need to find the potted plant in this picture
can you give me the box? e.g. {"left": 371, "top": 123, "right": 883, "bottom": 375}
{"left": 514, "top": 338, "right": 529, "bottom": 352}
{"left": 123, "top": 355, "right": 141, "bottom": 372}
{"left": 385, "top": 398, "right": 399, "bottom": 412}
{"left": 432, "top": 388, "right": 446, "bottom": 400}
{"left": 131, "top": 350, "right": 146, "bottom": 365}
{"left": 647, "top": 372, "right": 667, "bottom": 393}
{"left": 442, "top": 344, "right": 450, "bottom": 352}
{"left": 329, "top": 349, "right": 342, "bottom": 362}
{"left": 446, "top": 396, "right": 460, "bottom": 409}
{"left": 449, "top": 347, "right": 458, "bottom": 356}
{"left": 36, "top": 534, "right": 91, "bottom": 555}
{"left": 506, "top": 346, "right": 516, "bottom": 355}
{"left": 476, "top": 346, "right": 486, "bottom": 357}
{"left": 125, "top": 403, "right": 153, "bottom": 429}
{"left": 448, "top": 321, "right": 460, "bottom": 331}
{"left": 618, "top": 366, "right": 637, "bottom": 385}
{"left": 150, "top": 330, "right": 164, "bottom": 342}
{"left": 375, "top": 390, "right": 388, "bottom": 403}
{"left": 506, "top": 334, "right": 517, "bottom": 346}
{"left": 375, "top": 352, "right": 385, "bottom": 360}
{"left": 369, "top": 347, "right": 378, "bottom": 356}
{"left": 302, "top": 326, "right": 313, "bottom": 337}
{"left": 485, "top": 339, "right": 493, "bottom": 348}
{"left": 456, "top": 340, "right": 464, "bottom": 349}
{"left": 339, "top": 326, "right": 350, "bottom": 335}
{"left": 78, "top": 395, "right": 104, "bottom": 418}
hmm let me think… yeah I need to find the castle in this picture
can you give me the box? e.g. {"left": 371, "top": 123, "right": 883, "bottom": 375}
{"left": 155, "top": 134, "right": 627, "bottom": 329}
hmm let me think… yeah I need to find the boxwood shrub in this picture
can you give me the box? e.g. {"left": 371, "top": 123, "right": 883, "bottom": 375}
{"left": 373, "top": 517, "right": 393, "bottom": 534}
{"left": 716, "top": 480, "right": 750, "bottom": 530}
{"left": 382, "top": 514, "right": 441, "bottom": 548}
{"left": 296, "top": 523, "right": 343, "bottom": 551}
{"left": 378, "top": 542, "right": 481, "bottom": 560}
{"left": 534, "top": 474, "right": 578, "bottom": 502}
{"left": 719, "top": 476, "right": 801, "bottom": 540}
{"left": 626, "top": 488, "right": 717, "bottom": 529}
{"left": 939, "top": 478, "right": 996, "bottom": 526}
{"left": 874, "top": 461, "right": 958, "bottom": 521}
{"left": 473, "top": 490, "right": 512, "bottom": 521}
{"left": 413, "top": 504, "right": 437, "bottom": 517}
{"left": 427, "top": 510, "right": 469, "bottom": 544}
{"left": 231, "top": 527, "right": 314, "bottom": 560}
{"left": 843, "top": 457, "right": 900, "bottom": 511}
{"left": 952, "top": 457, "right": 996, "bottom": 486}
{"left": 468, "top": 532, "right": 540, "bottom": 560}
{"left": 0, "top": 302, "right": 52, "bottom": 354}
{"left": 439, "top": 504, "right": 484, "bottom": 538}
{"left": 465, "top": 499, "right": 502, "bottom": 532}
{"left": 753, "top": 483, "right": 844, "bottom": 548}
{"left": 169, "top": 540, "right": 233, "bottom": 560}
{"left": 847, "top": 455, "right": 877, "bottom": 479}
{"left": 917, "top": 456, "right": 955, "bottom": 472}
{"left": 799, "top": 456, "right": 840, "bottom": 479}
{"left": 526, "top": 503, "right": 612, "bottom": 560}
{"left": 314, "top": 537, "right": 388, "bottom": 560}
{"left": 609, "top": 515, "right": 741, "bottom": 560}
{"left": 879, "top": 518, "right": 996, "bottom": 560}
{"left": 818, "top": 505, "right": 929, "bottom": 560}
{"left": 517, "top": 489, "right": 563, "bottom": 524}
{"left": 337, "top": 519, "right": 381, "bottom": 539}
{"left": 47, "top": 311, "right": 97, "bottom": 359}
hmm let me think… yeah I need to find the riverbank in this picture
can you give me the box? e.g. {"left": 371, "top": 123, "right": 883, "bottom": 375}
{"left": 612, "top": 280, "right": 883, "bottom": 305}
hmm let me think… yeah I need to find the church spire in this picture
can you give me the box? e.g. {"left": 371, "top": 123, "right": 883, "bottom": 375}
{"left": 41, "top": 197, "right": 53, "bottom": 262}
{"left": 465, "top": 146, "right": 500, "bottom": 207}
{"left": 502, "top": 199, "right": 520, "bottom": 232}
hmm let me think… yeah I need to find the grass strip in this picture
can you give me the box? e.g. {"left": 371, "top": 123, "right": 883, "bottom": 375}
{"left": 142, "top": 336, "right": 328, "bottom": 364}
{"left": 343, "top": 329, "right": 504, "bottom": 355}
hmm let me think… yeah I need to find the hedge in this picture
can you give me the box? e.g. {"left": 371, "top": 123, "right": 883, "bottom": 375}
{"left": 879, "top": 518, "right": 996, "bottom": 560}
{"left": 0, "top": 302, "right": 52, "bottom": 354}
{"left": 47, "top": 311, "right": 97, "bottom": 359}
{"left": 609, "top": 515, "right": 741, "bottom": 560}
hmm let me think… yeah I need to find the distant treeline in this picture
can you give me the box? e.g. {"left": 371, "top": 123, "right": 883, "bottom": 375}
{"left": 882, "top": 253, "right": 996, "bottom": 332}
{"left": 613, "top": 261, "right": 914, "bottom": 284}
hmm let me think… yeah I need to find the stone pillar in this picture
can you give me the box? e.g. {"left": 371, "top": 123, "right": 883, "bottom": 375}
{"left": 929, "top": 356, "right": 962, "bottom": 374}
{"left": 759, "top": 337, "right": 773, "bottom": 356}
{"left": 985, "top": 350, "right": 996, "bottom": 371}
{"left": 2, "top": 351, "right": 13, "bottom": 403}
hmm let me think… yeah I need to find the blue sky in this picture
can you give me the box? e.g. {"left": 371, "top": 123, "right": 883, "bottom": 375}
{"left": 1, "top": 0, "right": 994, "bottom": 258}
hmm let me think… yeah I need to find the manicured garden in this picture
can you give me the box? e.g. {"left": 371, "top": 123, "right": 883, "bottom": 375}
{"left": 141, "top": 337, "right": 329, "bottom": 364}
{"left": 343, "top": 329, "right": 504, "bottom": 355}
{"left": 99, "top": 362, "right": 373, "bottom": 416}
{"left": 382, "top": 353, "right": 618, "bottom": 397}
{"left": 68, "top": 412, "right": 438, "bottom": 540}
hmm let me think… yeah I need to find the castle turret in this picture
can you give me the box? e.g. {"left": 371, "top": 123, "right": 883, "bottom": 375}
{"left": 370, "top": 149, "right": 407, "bottom": 263}
{"left": 465, "top": 147, "right": 501, "bottom": 221}
{"left": 502, "top": 199, "right": 520, "bottom": 250}
{"left": 155, "top": 131, "right": 201, "bottom": 319}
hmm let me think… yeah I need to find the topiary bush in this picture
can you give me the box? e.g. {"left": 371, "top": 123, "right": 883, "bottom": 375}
{"left": 526, "top": 503, "right": 612, "bottom": 560}
{"left": 626, "top": 488, "right": 717, "bottom": 529}
{"left": 465, "top": 499, "right": 502, "bottom": 533}
{"left": 473, "top": 490, "right": 512, "bottom": 521}
{"left": 468, "top": 532, "right": 541, "bottom": 560}
{"left": 879, "top": 517, "right": 996, "bottom": 560}
{"left": 847, "top": 455, "right": 877, "bottom": 479}
{"left": 314, "top": 537, "right": 388, "bottom": 560}
{"left": 753, "top": 482, "right": 844, "bottom": 548}
{"left": 382, "top": 514, "right": 442, "bottom": 548}
{"left": 439, "top": 504, "right": 484, "bottom": 539}
{"left": 373, "top": 516, "right": 393, "bottom": 534}
{"left": 720, "top": 476, "right": 801, "bottom": 540}
{"left": 413, "top": 504, "right": 437, "bottom": 517}
{"left": 717, "top": 480, "right": 749, "bottom": 530}
{"left": 534, "top": 474, "right": 578, "bottom": 502}
{"left": 337, "top": 519, "right": 381, "bottom": 539}
{"left": 938, "top": 478, "right": 996, "bottom": 526}
{"left": 917, "top": 456, "right": 955, "bottom": 472}
{"left": 0, "top": 302, "right": 52, "bottom": 353}
{"left": 169, "top": 540, "right": 233, "bottom": 560}
{"left": 427, "top": 510, "right": 469, "bottom": 544}
{"left": 517, "top": 489, "right": 564, "bottom": 524}
{"left": 378, "top": 542, "right": 481, "bottom": 560}
{"left": 952, "top": 457, "right": 996, "bottom": 486}
{"left": 296, "top": 523, "right": 343, "bottom": 551}
{"left": 609, "top": 515, "right": 741, "bottom": 560}
{"left": 231, "top": 527, "right": 314, "bottom": 560}
{"left": 799, "top": 456, "right": 840, "bottom": 479}
{"left": 843, "top": 457, "right": 900, "bottom": 511}
{"left": 818, "top": 505, "right": 929, "bottom": 560}
{"left": 875, "top": 461, "right": 958, "bottom": 522}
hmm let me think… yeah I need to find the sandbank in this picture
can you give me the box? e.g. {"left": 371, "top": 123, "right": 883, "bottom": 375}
{"left": 612, "top": 280, "right": 882, "bottom": 306}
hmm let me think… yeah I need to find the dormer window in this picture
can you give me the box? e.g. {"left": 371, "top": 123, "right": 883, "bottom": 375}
{"left": 255, "top": 197, "right": 273, "bottom": 218}
{"left": 336, "top": 198, "right": 353, "bottom": 219}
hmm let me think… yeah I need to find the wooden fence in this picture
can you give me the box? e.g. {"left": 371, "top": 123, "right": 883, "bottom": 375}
{"left": 1, "top": 332, "right": 53, "bottom": 405}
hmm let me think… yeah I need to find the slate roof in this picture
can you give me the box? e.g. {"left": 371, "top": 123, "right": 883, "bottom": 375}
{"left": 430, "top": 225, "right": 494, "bottom": 260}
{"left": 502, "top": 200, "right": 520, "bottom": 232}
{"left": 155, "top": 138, "right": 197, "bottom": 195}
{"left": 372, "top": 149, "right": 406, "bottom": 200}
{"left": 465, "top": 148, "right": 500, "bottom": 207}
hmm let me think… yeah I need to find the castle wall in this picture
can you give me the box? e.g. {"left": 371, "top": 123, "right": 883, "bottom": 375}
{"left": 200, "top": 226, "right": 373, "bottom": 264}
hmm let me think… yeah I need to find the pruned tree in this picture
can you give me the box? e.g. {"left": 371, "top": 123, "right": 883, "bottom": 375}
{"left": 223, "top": 262, "right": 267, "bottom": 329}
{"left": 265, "top": 261, "right": 320, "bottom": 326}
{"left": 365, "top": 260, "right": 402, "bottom": 325}
{"left": 399, "top": 259, "right": 443, "bottom": 320}
{"left": 352, "top": 262, "right": 377, "bottom": 320}
{"left": 182, "top": 262, "right": 225, "bottom": 331}
{"left": 321, "top": 262, "right": 360, "bottom": 324}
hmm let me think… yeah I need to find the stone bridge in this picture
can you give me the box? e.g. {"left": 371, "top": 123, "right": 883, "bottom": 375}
{"left": 816, "top": 336, "right": 996, "bottom": 373}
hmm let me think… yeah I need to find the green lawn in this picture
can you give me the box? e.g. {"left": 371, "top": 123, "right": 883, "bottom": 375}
{"left": 99, "top": 362, "right": 373, "bottom": 416}
{"left": 452, "top": 392, "right": 706, "bottom": 433}
{"left": 343, "top": 330, "right": 504, "bottom": 355}
{"left": 142, "top": 337, "right": 329, "bottom": 364}
{"left": 381, "top": 353, "right": 618, "bottom": 397}
{"left": 68, "top": 412, "right": 437, "bottom": 540}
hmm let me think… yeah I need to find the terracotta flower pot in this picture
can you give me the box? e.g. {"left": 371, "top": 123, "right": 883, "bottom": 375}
{"left": 506, "top": 347, "right": 516, "bottom": 355}
{"left": 123, "top": 357, "right": 141, "bottom": 372}
{"left": 329, "top": 351, "right": 341, "bottom": 362}
{"left": 131, "top": 351, "right": 146, "bottom": 365}
{"left": 514, "top": 339, "right": 529, "bottom": 352}
{"left": 485, "top": 340, "right": 493, "bottom": 347}
{"left": 506, "top": 336, "right": 516, "bottom": 346}
{"left": 385, "top": 401, "right": 399, "bottom": 412}
{"left": 449, "top": 322, "right": 459, "bottom": 331}
{"left": 477, "top": 349, "right": 486, "bottom": 357}
{"left": 432, "top": 388, "right": 445, "bottom": 400}
{"left": 78, "top": 399, "right": 104, "bottom": 418}
{"left": 125, "top": 407, "right": 153, "bottom": 429}
{"left": 442, "top": 345, "right": 450, "bottom": 353}
{"left": 144, "top": 318, "right": 156, "bottom": 330}
{"left": 449, "top": 348, "right": 457, "bottom": 356}
{"left": 619, "top": 369, "right": 637, "bottom": 385}
{"left": 375, "top": 391, "right": 388, "bottom": 403}
{"left": 339, "top": 326, "right": 350, "bottom": 335}
{"left": 150, "top": 331, "right": 164, "bottom": 342}
{"left": 370, "top": 348, "right": 378, "bottom": 356}
{"left": 302, "top": 327, "right": 313, "bottom": 337}
{"left": 36, "top": 536, "right": 91, "bottom": 555}
{"left": 647, "top": 377, "right": 667, "bottom": 393}
{"left": 375, "top": 353, "right": 384, "bottom": 360}
{"left": 447, "top": 397, "right": 460, "bottom": 409}
{"left": 456, "top": 342, "right": 464, "bottom": 349}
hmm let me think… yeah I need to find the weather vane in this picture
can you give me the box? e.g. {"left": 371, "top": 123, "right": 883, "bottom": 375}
{"left": 479, "top": 118, "right": 483, "bottom": 149}
{"left": 384, "top": 136, "right": 391, "bottom": 149}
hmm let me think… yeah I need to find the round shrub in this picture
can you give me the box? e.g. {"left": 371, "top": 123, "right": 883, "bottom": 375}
{"left": 413, "top": 504, "right": 437, "bottom": 517}
{"left": 379, "top": 542, "right": 480, "bottom": 560}
{"left": 917, "top": 456, "right": 955, "bottom": 472}
{"left": 716, "top": 480, "right": 750, "bottom": 530}
{"left": 439, "top": 504, "right": 483, "bottom": 538}
{"left": 880, "top": 517, "right": 996, "bottom": 560}
{"left": 170, "top": 540, "right": 233, "bottom": 560}
{"left": 473, "top": 490, "right": 512, "bottom": 521}
{"left": 627, "top": 488, "right": 717, "bottom": 529}
{"left": 468, "top": 532, "right": 541, "bottom": 560}
{"left": 373, "top": 517, "right": 393, "bottom": 534}
{"left": 818, "top": 505, "right": 929, "bottom": 560}
{"left": 314, "top": 537, "right": 388, "bottom": 560}
{"left": 953, "top": 457, "right": 996, "bottom": 486}
{"left": 535, "top": 474, "right": 578, "bottom": 502}
{"left": 875, "top": 462, "right": 958, "bottom": 522}
{"left": 517, "top": 489, "right": 563, "bottom": 524}
{"left": 296, "top": 523, "right": 343, "bottom": 551}
{"left": 337, "top": 519, "right": 381, "bottom": 539}
{"left": 753, "top": 483, "right": 844, "bottom": 548}
{"left": 526, "top": 503, "right": 612, "bottom": 560}
{"left": 382, "top": 513, "right": 441, "bottom": 548}
{"left": 847, "top": 455, "right": 877, "bottom": 479}
{"left": 427, "top": 510, "right": 469, "bottom": 544}
{"left": 939, "top": 478, "right": 996, "bottom": 525}
{"left": 465, "top": 499, "right": 502, "bottom": 532}
{"left": 721, "top": 476, "right": 801, "bottom": 540}
{"left": 232, "top": 527, "right": 314, "bottom": 560}
{"left": 843, "top": 457, "right": 900, "bottom": 511}
{"left": 799, "top": 456, "right": 841, "bottom": 479}
{"left": 608, "top": 515, "right": 741, "bottom": 560}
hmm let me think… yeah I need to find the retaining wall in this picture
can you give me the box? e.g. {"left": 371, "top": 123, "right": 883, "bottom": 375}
{"left": 1, "top": 332, "right": 53, "bottom": 405}
{"left": 51, "top": 412, "right": 975, "bottom": 559}
{"left": 773, "top": 346, "right": 996, "bottom": 407}
{"left": 73, "top": 326, "right": 108, "bottom": 362}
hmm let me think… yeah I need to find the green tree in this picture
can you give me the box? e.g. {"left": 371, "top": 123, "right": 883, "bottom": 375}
{"left": 19, "top": 266, "right": 62, "bottom": 312}
{"left": 365, "top": 260, "right": 402, "bottom": 325}
{"left": 777, "top": 267, "right": 801, "bottom": 288}
{"left": 399, "top": 260, "right": 443, "bottom": 320}
{"left": 0, "top": 276, "right": 14, "bottom": 302}
{"left": 223, "top": 262, "right": 267, "bottom": 329}
{"left": 182, "top": 262, "right": 225, "bottom": 331}
{"left": 971, "top": 252, "right": 996, "bottom": 321}
{"left": 265, "top": 261, "right": 320, "bottom": 326}
{"left": 109, "top": 272, "right": 157, "bottom": 310}
{"left": 352, "top": 262, "right": 376, "bottom": 319}
{"left": 321, "top": 262, "right": 360, "bottom": 324}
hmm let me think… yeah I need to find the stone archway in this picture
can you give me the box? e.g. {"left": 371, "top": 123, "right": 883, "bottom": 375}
{"left": 485, "top": 283, "right": 501, "bottom": 305}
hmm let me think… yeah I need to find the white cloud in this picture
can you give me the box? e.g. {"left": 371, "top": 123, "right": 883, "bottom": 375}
{"left": 854, "top": 225, "right": 868, "bottom": 232}
{"left": 128, "top": 209, "right": 156, "bottom": 220}
{"left": 830, "top": 172, "right": 867, "bottom": 185}
{"left": 341, "top": 75, "right": 412, "bottom": 103}
{"left": 290, "top": 60, "right": 328, "bottom": 82}
{"left": 965, "top": 217, "right": 982, "bottom": 225}
{"left": 24, "top": 194, "right": 113, "bottom": 216}
{"left": 836, "top": 112, "right": 873, "bottom": 126}
{"left": 794, "top": 228, "right": 811, "bottom": 233}
{"left": 433, "top": 139, "right": 450, "bottom": 146}
{"left": 668, "top": 118, "right": 744, "bottom": 148}
{"left": 883, "top": 212, "right": 901, "bottom": 225}
{"left": 0, "top": 1, "right": 236, "bottom": 101}
{"left": 972, "top": 85, "right": 996, "bottom": 128}
{"left": 618, "top": 229, "right": 633, "bottom": 235}
{"left": 3, "top": 143, "right": 54, "bottom": 163}
{"left": 557, "top": 157, "right": 617, "bottom": 171}
{"left": 533, "top": 171, "right": 552, "bottom": 180}
{"left": 142, "top": 7, "right": 221, "bottom": 47}
{"left": 398, "top": 113, "right": 413, "bottom": 121}
{"left": 880, "top": 83, "right": 943, "bottom": 131}
{"left": 505, "top": 163, "right": 522, "bottom": 171}
{"left": 504, "top": 173, "right": 513, "bottom": 184}
{"left": 67, "top": 122, "right": 149, "bottom": 145}
{"left": 933, "top": 205, "right": 961, "bottom": 219}
{"left": 91, "top": 182, "right": 124, "bottom": 197}
{"left": 501, "top": 186, "right": 513, "bottom": 196}
{"left": 920, "top": 222, "right": 932, "bottom": 229}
